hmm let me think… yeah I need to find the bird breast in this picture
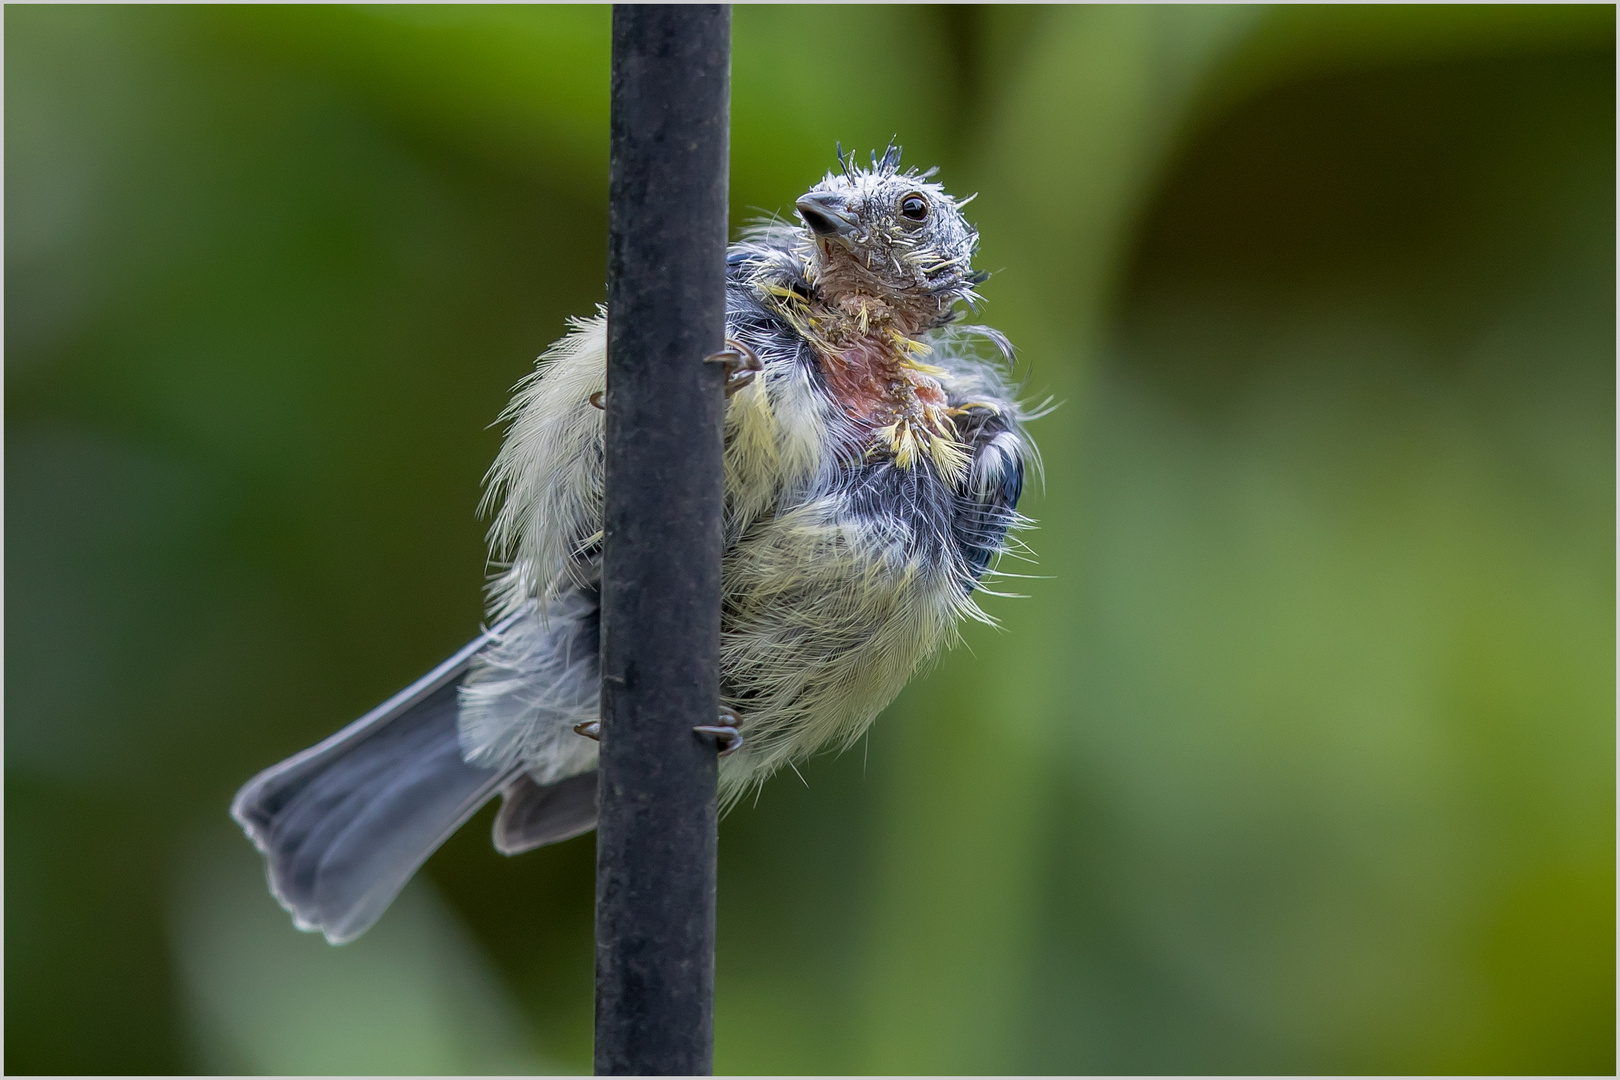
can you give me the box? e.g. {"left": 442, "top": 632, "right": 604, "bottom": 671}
{"left": 820, "top": 335, "right": 930, "bottom": 423}
{"left": 810, "top": 308, "right": 966, "bottom": 478}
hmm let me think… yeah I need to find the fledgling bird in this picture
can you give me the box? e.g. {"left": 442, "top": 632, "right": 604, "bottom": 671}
{"left": 233, "top": 144, "right": 1038, "bottom": 944}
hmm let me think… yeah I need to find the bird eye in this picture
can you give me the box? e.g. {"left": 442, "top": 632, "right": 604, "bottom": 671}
{"left": 899, "top": 193, "right": 929, "bottom": 222}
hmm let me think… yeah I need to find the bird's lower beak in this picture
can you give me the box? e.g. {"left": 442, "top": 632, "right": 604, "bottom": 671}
{"left": 796, "top": 195, "right": 859, "bottom": 242}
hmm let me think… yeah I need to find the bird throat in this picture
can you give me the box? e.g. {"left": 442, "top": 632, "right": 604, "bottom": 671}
{"left": 803, "top": 292, "right": 970, "bottom": 480}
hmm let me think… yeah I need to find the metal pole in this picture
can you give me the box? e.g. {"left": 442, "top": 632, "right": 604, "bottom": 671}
{"left": 595, "top": 5, "right": 730, "bottom": 1075}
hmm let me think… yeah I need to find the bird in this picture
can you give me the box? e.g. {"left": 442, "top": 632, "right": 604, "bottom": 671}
{"left": 232, "top": 143, "right": 1039, "bottom": 944}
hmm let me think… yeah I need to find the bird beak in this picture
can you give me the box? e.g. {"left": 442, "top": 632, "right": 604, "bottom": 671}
{"left": 796, "top": 195, "right": 859, "bottom": 242}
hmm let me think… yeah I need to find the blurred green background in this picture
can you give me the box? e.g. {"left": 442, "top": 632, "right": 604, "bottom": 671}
{"left": 6, "top": 4, "right": 1614, "bottom": 1074}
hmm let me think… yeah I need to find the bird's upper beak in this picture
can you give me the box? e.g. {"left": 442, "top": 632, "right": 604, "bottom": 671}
{"left": 796, "top": 195, "right": 859, "bottom": 242}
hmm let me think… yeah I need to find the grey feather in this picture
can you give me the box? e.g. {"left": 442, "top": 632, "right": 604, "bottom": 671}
{"left": 492, "top": 771, "right": 598, "bottom": 855}
{"left": 231, "top": 633, "right": 513, "bottom": 944}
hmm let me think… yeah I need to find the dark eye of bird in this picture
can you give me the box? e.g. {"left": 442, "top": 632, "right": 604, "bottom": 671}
{"left": 900, "top": 193, "right": 929, "bottom": 222}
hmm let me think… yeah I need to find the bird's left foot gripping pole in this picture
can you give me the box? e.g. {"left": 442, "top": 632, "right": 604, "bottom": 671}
{"left": 595, "top": 5, "right": 731, "bottom": 1076}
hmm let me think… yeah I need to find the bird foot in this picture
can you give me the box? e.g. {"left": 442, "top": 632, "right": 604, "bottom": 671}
{"left": 693, "top": 709, "right": 744, "bottom": 757}
{"left": 705, "top": 339, "right": 763, "bottom": 397}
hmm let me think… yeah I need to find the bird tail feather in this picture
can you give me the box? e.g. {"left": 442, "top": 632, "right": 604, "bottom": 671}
{"left": 492, "top": 771, "right": 598, "bottom": 855}
{"left": 231, "top": 633, "right": 512, "bottom": 944}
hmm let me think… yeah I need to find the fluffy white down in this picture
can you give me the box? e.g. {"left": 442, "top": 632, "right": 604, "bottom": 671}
{"left": 479, "top": 311, "right": 608, "bottom": 623}
{"left": 458, "top": 586, "right": 600, "bottom": 785}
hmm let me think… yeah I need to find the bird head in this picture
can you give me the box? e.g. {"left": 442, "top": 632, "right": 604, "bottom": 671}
{"left": 793, "top": 143, "right": 983, "bottom": 332}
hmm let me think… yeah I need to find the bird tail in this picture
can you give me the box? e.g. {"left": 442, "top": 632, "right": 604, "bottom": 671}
{"left": 492, "top": 770, "right": 598, "bottom": 854}
{"left": 231, "top": 633, "right": 513, "bottom": 944}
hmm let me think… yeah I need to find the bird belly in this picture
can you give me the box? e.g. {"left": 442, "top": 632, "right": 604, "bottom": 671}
{"left": 716, "top": 480, "right": 968, "bottom": 806}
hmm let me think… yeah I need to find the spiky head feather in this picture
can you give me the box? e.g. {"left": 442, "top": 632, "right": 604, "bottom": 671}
{"left": 793, "top": 142, "right": 984, "bottom": 330}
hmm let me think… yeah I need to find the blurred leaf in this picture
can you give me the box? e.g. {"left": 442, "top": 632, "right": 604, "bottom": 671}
{"left": 170, "top": 831, "right": 554, "bottom": 1074}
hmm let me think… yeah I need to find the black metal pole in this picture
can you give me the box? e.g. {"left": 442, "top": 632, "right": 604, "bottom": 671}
{"left": 595, "top": 5, "right": 730, "bottom": 1076}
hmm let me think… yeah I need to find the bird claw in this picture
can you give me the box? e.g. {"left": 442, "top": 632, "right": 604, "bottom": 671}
{"left": 578, "top": 716, "right": 740, "bottom": 758}
{"left": 705, "top": 339, "right": 763, "bottom": 397}
{"left": 596, "top": 338, "right": 757, "bottom": 407}
{"left": 694, "top": 709, "right": 743, "bottom": 757}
